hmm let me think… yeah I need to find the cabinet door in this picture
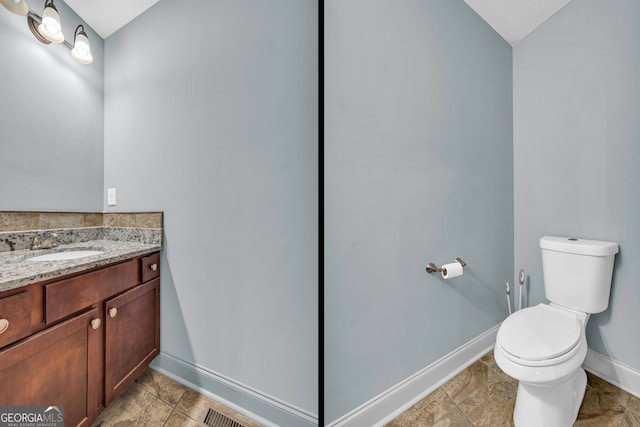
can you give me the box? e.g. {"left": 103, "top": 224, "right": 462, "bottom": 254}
{"left": 0, "top": 308, "right": 101, "bottom": 427}
{"left": 104, "top": 278, "right": 160, "bottom": 405}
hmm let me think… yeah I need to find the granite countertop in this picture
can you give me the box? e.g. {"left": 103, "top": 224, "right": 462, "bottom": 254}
{"left": 0, "top": 239, "right": 162, "bottom": 292}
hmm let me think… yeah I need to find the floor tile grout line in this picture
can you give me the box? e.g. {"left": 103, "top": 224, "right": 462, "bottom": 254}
{"left": 435, "top": 374, "right": 484, "bottom": 427}
{"left": 138, "top": 384, "right": 176, "bottom": 426}
{"left": 135, "top": 368, "right": 191, "bottom": 409}
{"left": 162, "top": 407, "right": 179, "bottom": 427}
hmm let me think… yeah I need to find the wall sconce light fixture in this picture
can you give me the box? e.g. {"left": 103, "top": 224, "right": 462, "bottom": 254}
{"left": 70, "top": 25, "right": 92, "bottom": 64}
{"left": 0, "top": 0, "right": 29, "bottom": 16}
{"left": 1, "top": 0, "right": 94, "bottom": 64}
{"left": 37, "top": 0, "right": 63, "bottom": 43}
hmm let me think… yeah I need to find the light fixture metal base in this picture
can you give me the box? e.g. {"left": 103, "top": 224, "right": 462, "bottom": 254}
{"left": 27, "top": 14, "right": 51, "bottom": 44}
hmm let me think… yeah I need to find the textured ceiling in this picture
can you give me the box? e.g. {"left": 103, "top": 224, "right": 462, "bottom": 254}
{"left": 464, "top": 0, "right": 575, "bottom": 46}
{"left": 63, "top": 0, "right": 160, "bottom": 39}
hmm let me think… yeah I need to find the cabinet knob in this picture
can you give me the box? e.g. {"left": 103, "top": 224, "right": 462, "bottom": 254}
{"left": 150, "top": 263, "right": 158, "bottom": 272}
{"left": 0, "top": 319, "right": 8, "bottom": 334}
{"left": 108, "top": 308, "right": 118, "bottom": 318}
{"left": 91, "top": 318, "right": 101, "bottom": 330}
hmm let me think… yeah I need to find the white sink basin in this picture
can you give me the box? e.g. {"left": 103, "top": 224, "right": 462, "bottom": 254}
{"left": 28, "top": 250, "right": 105, "bottom": 262}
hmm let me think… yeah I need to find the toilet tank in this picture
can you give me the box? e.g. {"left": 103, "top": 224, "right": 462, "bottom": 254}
{"left": 540, "top": 236, "right": 619, "bottom": 313}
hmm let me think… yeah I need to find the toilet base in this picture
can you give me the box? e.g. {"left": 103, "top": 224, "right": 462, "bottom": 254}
{"left": 513, "top": 368, "right": 587, "bottom": 427}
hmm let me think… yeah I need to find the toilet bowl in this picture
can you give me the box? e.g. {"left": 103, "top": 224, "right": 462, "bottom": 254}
{"left": 494, "top": 303, "right": 589, "bottom": 427}
{"left": 493, "top": 234, "right": 618, "bottom": 427}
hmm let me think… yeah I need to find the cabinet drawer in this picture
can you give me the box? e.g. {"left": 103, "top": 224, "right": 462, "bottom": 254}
{"left": 0, "top": 292, "right": 31, "bottom": 348}
{"left": 140, "top": 253, "right": 160, "bottom": 283}
{"left": 45, "top": 259, "right": 139, "bottom": 324}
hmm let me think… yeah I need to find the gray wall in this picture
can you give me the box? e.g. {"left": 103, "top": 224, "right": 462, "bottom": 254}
{"left": 0, "top": 0, "right": 104, "bottom": 211}
{"left": 325, "top": 0, "right": 513, "bottom": 422}
{"left": 103, "top": 0, "right": 318, "bottom": 419}
{"left": 514, "top": 0, "right": 640, "bottom": 372}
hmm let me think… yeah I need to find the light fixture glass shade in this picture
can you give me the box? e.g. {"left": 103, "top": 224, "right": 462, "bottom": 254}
{"left": 71, "top": 26, "right": 93, "bottom": 64}
{"left": 0, "top": 0, "right": 29, "bottom": 15}
{"left": 37, "top": 1, "right": 64, "bottom": 43}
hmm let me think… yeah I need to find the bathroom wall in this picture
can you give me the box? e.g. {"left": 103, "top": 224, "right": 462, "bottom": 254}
{"left": 0, "top": 0, "right": 104, "bottom": 211}
{"left": 514, "top": 0, "right": 640, "bottom": 376}
{"left": 325, "top": 0, "right": 513, "bottom": 423}
{"left": 103, "top": 0, "right": 318, "bottom": 423}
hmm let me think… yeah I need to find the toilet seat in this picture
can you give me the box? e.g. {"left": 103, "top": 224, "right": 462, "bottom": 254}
{"left": 497, "top": 304, "right": 582, "bottom": 364}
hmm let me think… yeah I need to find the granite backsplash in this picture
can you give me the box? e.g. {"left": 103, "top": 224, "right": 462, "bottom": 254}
{"left": 0, "top": 211, "right": 163, "bottom": 252}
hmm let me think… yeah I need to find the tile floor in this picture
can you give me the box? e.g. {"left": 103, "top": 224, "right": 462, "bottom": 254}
{"left": 386, "top": 351, "right": 640, "bottom": 427}
{"left": 91, "top": 368, "right": 263, "bottom": 427}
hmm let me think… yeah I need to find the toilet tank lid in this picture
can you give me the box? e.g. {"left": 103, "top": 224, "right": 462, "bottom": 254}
{"left": 540, "top": 236, "right": 619, "bottom": 256}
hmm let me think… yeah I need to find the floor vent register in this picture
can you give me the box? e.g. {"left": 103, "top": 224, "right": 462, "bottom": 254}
{"left": 200, "top": 407, "right": 249, "bottom": 427}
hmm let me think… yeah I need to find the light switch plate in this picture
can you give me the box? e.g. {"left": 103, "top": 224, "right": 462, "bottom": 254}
{"left": 107, "top": 188, "right": 117, "bottom": 206}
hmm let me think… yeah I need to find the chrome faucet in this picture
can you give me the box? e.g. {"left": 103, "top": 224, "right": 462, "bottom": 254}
{"left": 29, "top": 233, "right": 59, "bottom": 250}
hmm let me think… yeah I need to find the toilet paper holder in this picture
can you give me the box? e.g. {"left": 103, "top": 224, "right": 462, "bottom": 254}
{"left": 426, "top": 258, "right": 466, "bottom": 274}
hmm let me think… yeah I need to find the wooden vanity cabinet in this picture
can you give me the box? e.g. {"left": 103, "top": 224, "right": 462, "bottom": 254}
{"left": 0, "top": 252, "right": 160, "bottom": 426}
{"left": 0, "top": 308, "right": 100, "bottom": 427}
{"left": 105, "top": 277, "right": 160, "bottom": 405}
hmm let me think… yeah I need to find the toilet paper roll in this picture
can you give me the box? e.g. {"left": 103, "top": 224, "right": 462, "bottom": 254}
{"left": 441, "top": 261, "right": 463, "bottom": 279}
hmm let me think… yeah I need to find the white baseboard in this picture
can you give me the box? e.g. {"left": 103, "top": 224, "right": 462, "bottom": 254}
{"left": 326, "top": 324, "right": 501, "bottom": 427}
{"left": 150, "top": 352, "right": 318, "bottom": 427}
{"left": 584, "top": 349, "right": 640, "bottom": 399}
{"left": 324, "top": 328, "right": 640, "bottom": 427}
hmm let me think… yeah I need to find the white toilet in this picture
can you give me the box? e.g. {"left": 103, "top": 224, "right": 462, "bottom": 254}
{"left": 494, "top": 236, "right": 618, "bottom": 427}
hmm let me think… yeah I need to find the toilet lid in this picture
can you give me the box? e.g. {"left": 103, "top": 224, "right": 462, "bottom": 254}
{"left": 497, "top": 304, "right": 581, "bottom": 361}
